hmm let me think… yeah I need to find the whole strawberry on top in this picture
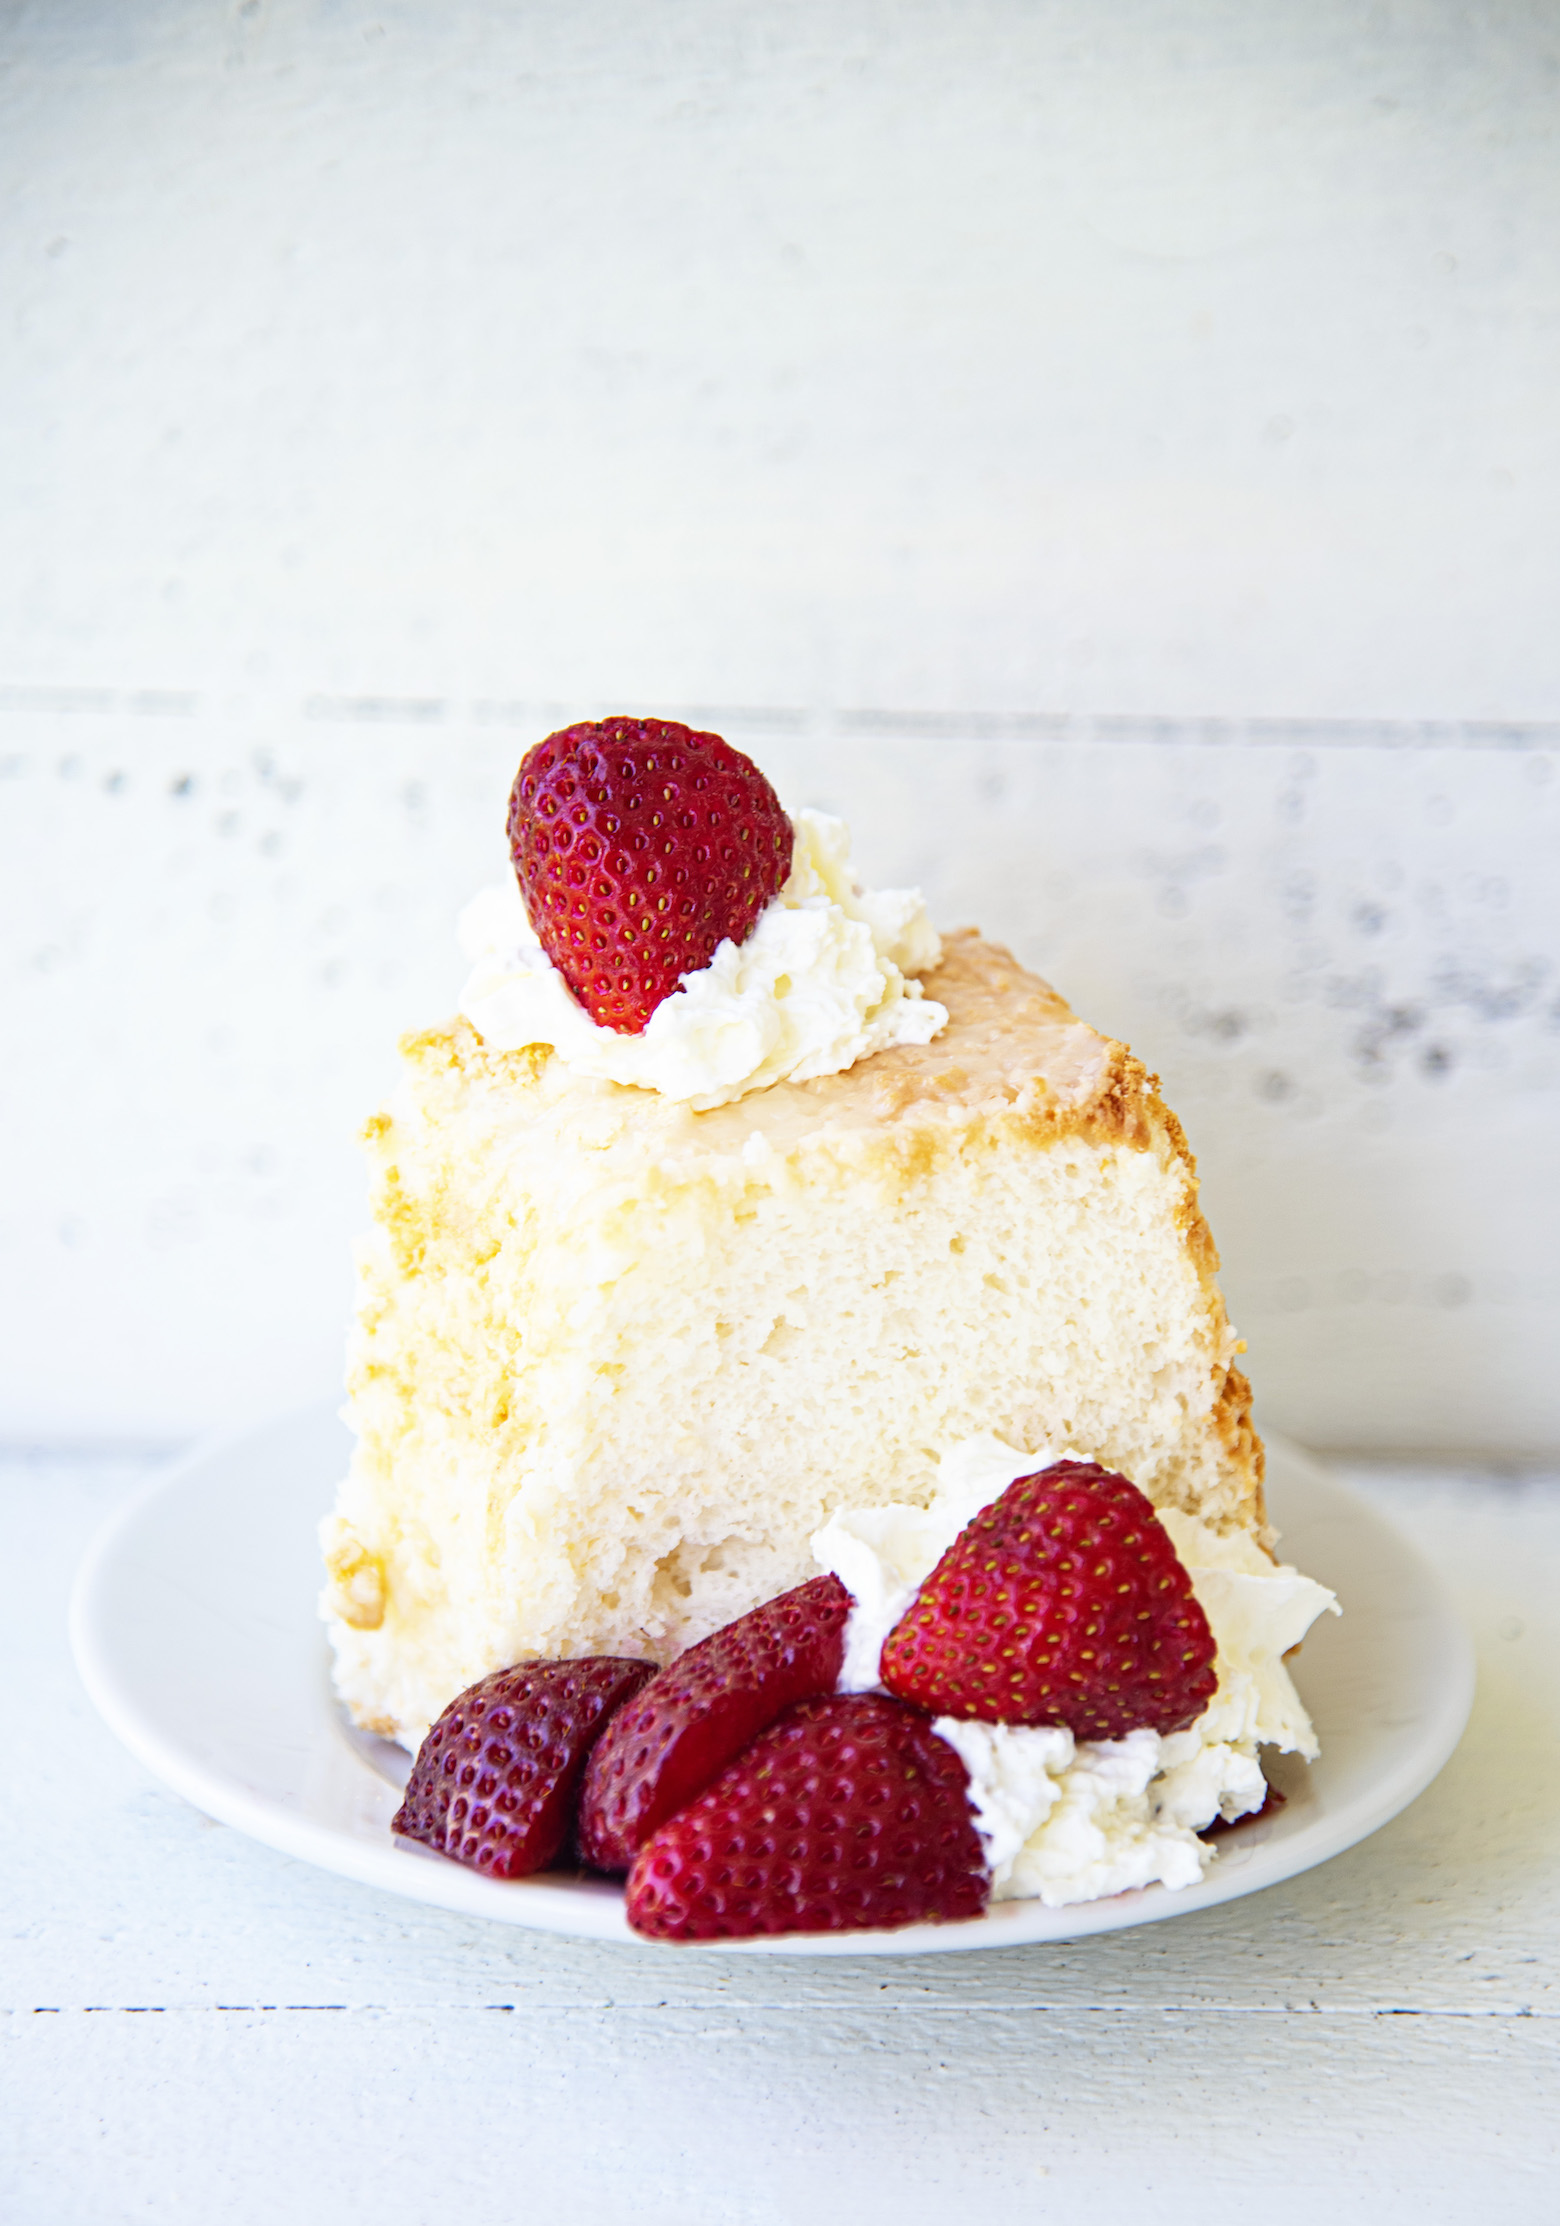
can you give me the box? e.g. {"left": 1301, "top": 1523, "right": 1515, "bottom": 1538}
{"left": 507, "top": 717, "right": 794, "bottom": 1035}
{"left": 879, "top": 1460, "right": 1218, "bottom": 1741}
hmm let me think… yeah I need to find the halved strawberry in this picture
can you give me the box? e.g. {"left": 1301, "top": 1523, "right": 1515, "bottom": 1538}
{"left": 393, "top": 1656, "right": 654, "bottom": 1878}
{"left": 625, "top": 1692, "right": 988, "bottom": 1941}
{"left": 879, "top": 1460, "right": 1218, "bottom": 1740}
{"left": 577, "top": 1574, "right": 851, "bottom": 1874}
{"left": 507, "top": 717, "right": 794, "bottom": 1034}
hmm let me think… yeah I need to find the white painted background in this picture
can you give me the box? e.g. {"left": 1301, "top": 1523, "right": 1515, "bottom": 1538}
{"left": 3, "top": 0, "right": 1559, "bottom": 1449}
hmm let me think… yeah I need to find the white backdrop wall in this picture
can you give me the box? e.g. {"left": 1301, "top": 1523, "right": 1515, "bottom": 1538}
{"left": 3, "top": 1, "right": 1558, "bottom": 1449}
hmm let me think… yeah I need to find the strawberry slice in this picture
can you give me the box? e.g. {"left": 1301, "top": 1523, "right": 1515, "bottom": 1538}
{"left": 879, "top": 1460, "right": 1218, "bottom": 1741}
{"left": 507, "top": 717, "right": 794, "bottom": 1035}
{"left": 625, "top": 1693, "right": 989, "bottom": 1941}
{"left": 393, "top": 1656, "right": 654, "bottom": 1878}
{"left": 577, "top": 1574, "right": 851, "bottom": 1874}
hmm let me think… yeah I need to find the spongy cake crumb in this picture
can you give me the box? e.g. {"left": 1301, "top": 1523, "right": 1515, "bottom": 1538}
{"left": 322, "top": 931, "right": 1265, "bottom": 1749}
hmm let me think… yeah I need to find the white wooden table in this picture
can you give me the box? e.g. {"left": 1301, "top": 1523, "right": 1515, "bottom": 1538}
{"left": 6, "top": 1449, "right": 1557, "bottom": 2223}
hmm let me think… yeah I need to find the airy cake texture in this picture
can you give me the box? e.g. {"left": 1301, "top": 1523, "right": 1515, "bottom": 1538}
{"left": 323, "top": 928, "right": 1265, "bottom": 1748}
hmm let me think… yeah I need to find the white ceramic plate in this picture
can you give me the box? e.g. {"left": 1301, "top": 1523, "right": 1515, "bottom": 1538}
{"left": 70, "top": 1409, "right": 1473, "bottom": 1955}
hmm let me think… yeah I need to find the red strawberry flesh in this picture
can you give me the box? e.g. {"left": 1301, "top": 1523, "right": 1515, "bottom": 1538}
{"left": 879, "top": 1460, "right": 1218, "bottom": 1741}
{"left": 507, "top": 716, "right": 794, "bottom": 1034}
{"left": 577, "top": 1573, "right": 851, "bottom": 1874}
{"left": 625, "top": 1692, "right": 989, "bottom": 1941}
{"left": 393, "top": 1656, "right": 654, "bottom": 1878}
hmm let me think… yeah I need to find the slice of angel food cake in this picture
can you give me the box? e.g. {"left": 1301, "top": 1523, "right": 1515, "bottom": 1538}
{"left": 321, "top": 716, "right": 1337, "bottom": 1936}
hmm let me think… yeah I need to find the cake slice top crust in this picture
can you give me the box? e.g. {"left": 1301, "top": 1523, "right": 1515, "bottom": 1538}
{"left": 405, "top": 929, "right": 1140, "bottom": 1164}
{"left": 711, "top": 926, "right": 1114, "bottom": 1139}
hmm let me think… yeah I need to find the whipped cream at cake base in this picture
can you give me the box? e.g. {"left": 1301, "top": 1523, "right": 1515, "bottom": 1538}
{"left": 456, "top": 807, "right": 947, "bottom": 1110}
{"left": 812, "top": 1435, "right": 1339, "bottom": 1909}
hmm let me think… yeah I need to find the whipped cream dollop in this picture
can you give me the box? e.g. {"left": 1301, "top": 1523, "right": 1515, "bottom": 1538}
{"left": 456, "top": 808, "right": 947, "bottom": 1111}
{"left": 811, "top": 1434, "right": 1340, "bottom": 1909}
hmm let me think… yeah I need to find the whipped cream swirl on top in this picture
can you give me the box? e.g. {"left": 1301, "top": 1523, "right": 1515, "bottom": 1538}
{"left": 456, "top": 808, "right": 947, "bottom": 1111}
{"left": 812, "top": 1434, "right": 1340, "bottom": 1909}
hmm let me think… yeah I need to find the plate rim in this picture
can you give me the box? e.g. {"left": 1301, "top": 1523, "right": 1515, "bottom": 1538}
{"left": 69, "top": 1411, "right": 1476, "bottom": 1956}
